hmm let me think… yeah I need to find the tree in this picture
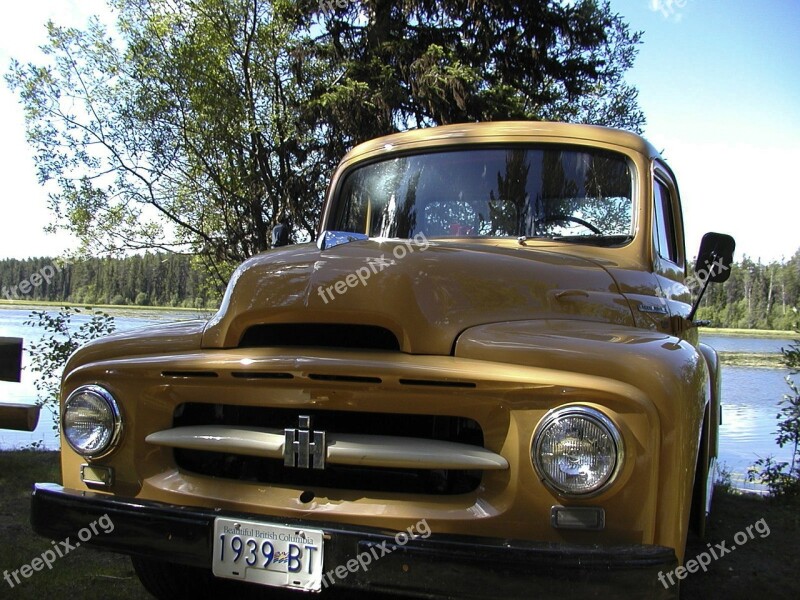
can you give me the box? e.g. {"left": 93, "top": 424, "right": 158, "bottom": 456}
{"left": 8, "top": 0, "right": 645, "bottom": 291}
{"left": 293, "top": 0, "right": 645, "bottom": 162}
{"left": 7, "top": 0, "right": 326, "bottom": 290}
{"left": 695, "top": 248, "right": 800, "bottom": 330}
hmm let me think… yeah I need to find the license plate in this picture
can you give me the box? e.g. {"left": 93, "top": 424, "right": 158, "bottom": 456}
{"left": 212, "top": 518, "right": 324, "bottom": 592}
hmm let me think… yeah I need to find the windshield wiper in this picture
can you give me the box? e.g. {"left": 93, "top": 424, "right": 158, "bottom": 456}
{"left": 548, "top": 234, "right": 632, "bottom": 247}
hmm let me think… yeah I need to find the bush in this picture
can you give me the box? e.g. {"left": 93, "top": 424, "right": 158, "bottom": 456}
{"left": 24, "top": 307, "right": 116, "bottom": 430}
{"left": 134, "top": 291, "right": 149, "bottom": 306}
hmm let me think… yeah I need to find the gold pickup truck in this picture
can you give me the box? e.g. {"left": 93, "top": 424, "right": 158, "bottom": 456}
{"left": 31, "top": 122, "right": 734, "bottom": 599}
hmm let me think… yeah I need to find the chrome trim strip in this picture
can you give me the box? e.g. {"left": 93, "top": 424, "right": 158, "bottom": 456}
{"left": 146, "top": 425, "right": 508, "bottom": 470}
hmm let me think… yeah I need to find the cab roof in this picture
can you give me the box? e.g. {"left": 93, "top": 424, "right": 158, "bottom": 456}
{"left": 339, "top": 121, "right": 661, "bottom": 168}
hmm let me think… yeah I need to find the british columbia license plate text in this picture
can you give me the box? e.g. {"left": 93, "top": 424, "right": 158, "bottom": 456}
{"left": 212, "top": 518, "right": 324, "bottom": 591}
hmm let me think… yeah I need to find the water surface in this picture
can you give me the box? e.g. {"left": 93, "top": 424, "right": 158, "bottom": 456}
{"left": 700, "top": 333, "right": 794, "bottom": 354}
{"left": 0, "top": 307, "right": 205, "bottom": 449}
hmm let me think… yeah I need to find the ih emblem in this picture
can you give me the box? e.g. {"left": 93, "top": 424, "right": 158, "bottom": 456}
{"left": 284, "top": 415, "right": 327, "bottom": 469}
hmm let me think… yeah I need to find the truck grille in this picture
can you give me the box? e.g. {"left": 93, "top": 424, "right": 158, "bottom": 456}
{"left": 169, "top": 403, "right": 486, "bottom": 495}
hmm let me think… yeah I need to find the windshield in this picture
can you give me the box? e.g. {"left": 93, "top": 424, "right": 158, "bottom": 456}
{"left": 331, "top": 146, "right": 634, "bottom": 244}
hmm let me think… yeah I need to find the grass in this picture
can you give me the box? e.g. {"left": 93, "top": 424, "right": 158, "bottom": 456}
{"left": 717, "top": 352, "right": 785, "bottom": 368}
{"left": 682, "top": 486, "right": 800, "bottom": 599}
{"left": 1, "top": 451, "right": 798, "bottom": 599}
{"left": 0, "top": 450, "right": 150, "bottom": 599}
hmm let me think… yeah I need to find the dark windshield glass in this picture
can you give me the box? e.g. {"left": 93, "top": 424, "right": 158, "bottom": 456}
{"left": 331, "top": 147, "right": 633, "bottom": 243}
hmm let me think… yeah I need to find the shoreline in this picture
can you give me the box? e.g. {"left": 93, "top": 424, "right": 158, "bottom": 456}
{"left": 717, "top": 352, "right": 785, "bottom": 369}
{"left": 0, "top": 300, "right": 215, "bottom": 319}
{"left": 699, "top": 327, "right": 796, "bottom": 339}
{"left": 1, "top": 303, "right": 797, "bottom": 338}
{"left": 0, "top": 299, "right": 213, "bottom": 312}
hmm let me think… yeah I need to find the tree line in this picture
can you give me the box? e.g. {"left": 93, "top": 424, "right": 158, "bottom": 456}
{"left": 1, "top": 249, "right": 798, "bottom": 329}
{"left": 0, "top": 254, "right": 218, "bottom": 308}
{"left": 695, "top": 250, "right": 800, "bottom": 330}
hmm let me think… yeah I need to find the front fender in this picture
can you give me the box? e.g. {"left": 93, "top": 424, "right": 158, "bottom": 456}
{"left": 455, "top": 319, "right": 711, "bottom": 561}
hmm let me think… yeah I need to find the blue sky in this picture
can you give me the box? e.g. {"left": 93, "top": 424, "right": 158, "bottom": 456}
{"left": 0, "top": 0, "right": 798, "bottom": 262}
{"left": 617, "top": 0, "right": 800, "bottom": 262}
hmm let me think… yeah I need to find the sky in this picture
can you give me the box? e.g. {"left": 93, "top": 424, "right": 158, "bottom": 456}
{"left": 616, "top": 0, "right": 800, "bottom": 263}
{"left": 0, "top": 0, "right": 798, "bottom": 263}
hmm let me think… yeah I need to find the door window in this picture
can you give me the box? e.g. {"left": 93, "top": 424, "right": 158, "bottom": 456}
{"left": 653, "top": 179, "right": 678, "bottom": 263}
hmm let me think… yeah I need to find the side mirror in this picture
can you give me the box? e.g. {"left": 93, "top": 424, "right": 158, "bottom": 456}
{"left": 695, "top": 232, "right": 735, "bottom": 284}
{"left": 688, "top": 232, "right": 735, "bottom": 322}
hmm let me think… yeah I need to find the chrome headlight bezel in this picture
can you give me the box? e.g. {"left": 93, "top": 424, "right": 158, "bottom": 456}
{"left": 62, "top": 385, "right": 123, "bottom": 459}
{"left": 532, "top": 405, "right": 624, "bottom": 497}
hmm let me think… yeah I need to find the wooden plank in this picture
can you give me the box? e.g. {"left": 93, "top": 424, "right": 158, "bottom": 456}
{"left": 0, "top": 402, "right": 40, "bottom": 432}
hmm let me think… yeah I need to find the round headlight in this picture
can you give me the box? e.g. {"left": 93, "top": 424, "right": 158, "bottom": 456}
{"left": 62, "top": 385, "right": 122, "bottom": 458}
{"left": 532, "top": 406, "right": 623, "bottom": 496}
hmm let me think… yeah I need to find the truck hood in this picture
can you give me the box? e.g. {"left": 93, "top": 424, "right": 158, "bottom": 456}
{"left": 201, "top": 239, "right": 635, "bottom": 355}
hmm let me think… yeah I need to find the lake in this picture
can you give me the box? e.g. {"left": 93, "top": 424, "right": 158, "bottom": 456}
{"left": 1, "top": 307, "right": 796, "bottom": 491}
{"left": 695, "top": 332, "right": 796, "bottom": 490}
{"left": 0, "top": 306, "right": 208, "bottom": 449}
{"left": 699, "top": 333, "right": 793, "bottom": 354}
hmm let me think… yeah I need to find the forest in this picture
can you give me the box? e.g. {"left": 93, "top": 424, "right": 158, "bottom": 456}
{"left": 1, "top": 249, "right": 798, "bottom": 329}
{"left": 695, "top": 250, "right": 800, "bottom": 330}
{"left": 0, "top": 253, "right": 217, "bottom": 309}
